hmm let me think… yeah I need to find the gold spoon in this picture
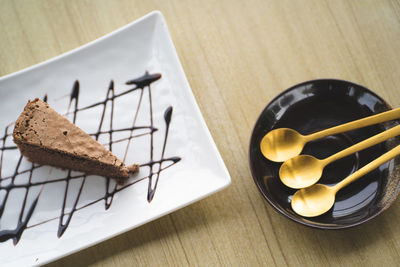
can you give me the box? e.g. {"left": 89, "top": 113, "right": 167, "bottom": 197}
{"left": 291, "top": 143, "right": 400, "bottom": 217}
{"left": 260, "top": 107, "right": 400, "bottom": 162}
{"left": 280, "top": 124, "right": 400, "bottom": 189}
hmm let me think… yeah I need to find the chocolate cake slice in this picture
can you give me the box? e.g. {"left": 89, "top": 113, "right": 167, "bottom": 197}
{"left": 13, "top": 98, "right": 138, "bottom": 182}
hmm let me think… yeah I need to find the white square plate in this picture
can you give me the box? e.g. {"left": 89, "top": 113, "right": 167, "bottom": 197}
{"left": 0, "top": 11, "right": 230, "bottom": 266}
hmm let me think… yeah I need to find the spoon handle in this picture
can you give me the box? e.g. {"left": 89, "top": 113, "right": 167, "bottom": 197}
{"left": 305, "top": 107, "right": 400, "bottom": 142}
{"left": 324, "top": 124, "right": 400, "bottom": 165}
{"left": 332, "top": 144, "right": 400, "bottom": 192}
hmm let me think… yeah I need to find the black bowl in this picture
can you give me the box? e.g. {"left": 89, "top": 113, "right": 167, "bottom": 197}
{"left": 249, "top": 79, "right": 400, "bottom": 229}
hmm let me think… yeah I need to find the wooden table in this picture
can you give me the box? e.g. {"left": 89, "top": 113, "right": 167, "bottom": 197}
{"left": 2, "top": 0, "right": 400, "bottom": 266}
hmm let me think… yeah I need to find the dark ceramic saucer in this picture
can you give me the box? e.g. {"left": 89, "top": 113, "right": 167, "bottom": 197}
{"left": 249, "top": 79, "right": 400, "bottom": 229}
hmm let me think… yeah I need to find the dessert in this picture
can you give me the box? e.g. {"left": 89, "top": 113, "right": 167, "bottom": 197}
{"left": 13, "top": 98, "right": 138, "bottom": 182}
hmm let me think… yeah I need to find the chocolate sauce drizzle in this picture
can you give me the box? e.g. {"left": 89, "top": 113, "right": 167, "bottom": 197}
{"left": 0, "top": 72, "right": 181, "bottom": 244}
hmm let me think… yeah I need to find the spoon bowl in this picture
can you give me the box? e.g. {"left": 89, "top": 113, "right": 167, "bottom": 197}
{"left": 279, "top": 155, "right": 323, "bottom": 188}
{"left": 291, "top": 184, "right": 335, "bottom": 217}
{"left": 291, "top": 143, "right": 400, "bottom": 217}
{"left": 279, "top": 124, "right": 400, "bottom": 189}
{"left": 260, "top": 128, "right": 305, "bottom": 162}
{"left": 261, "top": 101, "right": 400, "bottom": 163}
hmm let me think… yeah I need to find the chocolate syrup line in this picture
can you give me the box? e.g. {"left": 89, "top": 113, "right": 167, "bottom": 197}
{"left": 0, "top": 187, "right": 42, "bottom": 245}
{"left": 70, "top": 81, "right": 79, "bottom": 124}
{"left": 105, "top": 81, "right": 116, "bottom": 209}
{"left": 148, "top": 106, "right": 174, "bottom": 201}
{"left": 94, "top": 81, "right": 113, "bottom": 141}
{"left": 18, "top": 162, "right": 34, "bottom": 223}
{"left": 123, "top": 88, "right": 144, "bottom": 162}
{"left": 0, "top": 156, "right": 180, "bottom": 190}
{"left": 13, "top": 163, "right": 45, "bottom": 245}
{"left": 58, "top": 172, "right": 87, "bottom": 238}
{"left": 92, "top": 126, "right": 156, "bottom": 135}
{"left": 109, "top": 81, "right": 115, "bottom": 152}
{"left": 103, "top": 131, "right": 153, "bottom": 145}
{"left": 0, "top": 165, "right": 41, "bottom": 182}
{"left": 0, "top": 72, "right": 181, "bottom": 245}
{"left": 0, "top": 146, "right": 17, "bottom": 150}
{"left": 26, "top": 158, "right": 180, "bottom": 229}
{"left": 0, "top": 154, "right": 44, "bottom": 245}
{"left": 0, "top": 156, "right": 22, "bottom": 217}
{"left": 58, "top": 88, "right": 88, "bottom": 238}
{"left": 60, "top": 73, "right": 161, "bottom": 116}
{"left": 147, "top": 82, "right": 156, "bottom": 202}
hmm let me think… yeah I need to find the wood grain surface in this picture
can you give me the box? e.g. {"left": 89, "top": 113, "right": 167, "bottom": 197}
{"left": 1, "top": 0, "right": 400, "bottom": 266}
